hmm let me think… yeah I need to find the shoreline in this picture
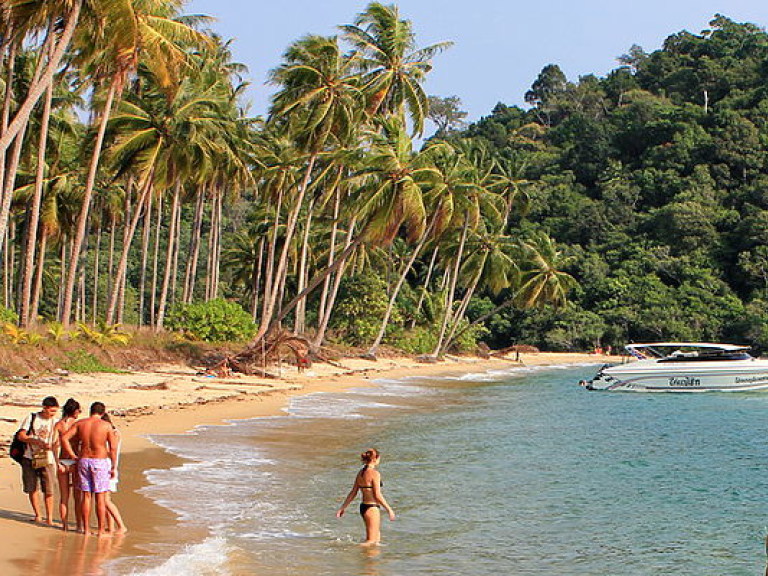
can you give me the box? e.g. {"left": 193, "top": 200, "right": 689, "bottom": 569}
{"left": 0, "top": 352, "right": 612, "bottom": 575}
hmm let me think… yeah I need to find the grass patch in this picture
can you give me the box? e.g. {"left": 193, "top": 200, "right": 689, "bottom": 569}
{"left": 63, "top": 351, "right": 123, "bottom": 374}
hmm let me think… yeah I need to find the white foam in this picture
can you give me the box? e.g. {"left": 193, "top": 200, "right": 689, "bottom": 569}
{"left": 126, "top": 537, "right": 232, "bottom": 576}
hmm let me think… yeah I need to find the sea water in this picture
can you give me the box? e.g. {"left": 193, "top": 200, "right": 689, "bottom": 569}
{"left": 108, "top": 364, "right": 768, "bottom": 575}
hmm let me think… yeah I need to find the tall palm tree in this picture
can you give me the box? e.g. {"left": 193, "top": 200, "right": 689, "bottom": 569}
{"left": 255, "top": 34, "right": 362, "bottom": 342}
{"left": 341, "top": 2, "right": 452, "bottom": 135}
{"left": 60, "top": 0, "right": 211, "bottom": 326}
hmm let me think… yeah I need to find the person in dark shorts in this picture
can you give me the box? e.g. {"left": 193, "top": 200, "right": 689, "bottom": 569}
{"left": 336, "top": 448, "right": 395, "bottom": 545}
{"left": 16, "top": 396, "right": 60, "bottom": 525}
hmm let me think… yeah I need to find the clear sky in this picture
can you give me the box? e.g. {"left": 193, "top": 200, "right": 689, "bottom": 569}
{"left": 187, "top": 0, "right": 768, "bottom": 130}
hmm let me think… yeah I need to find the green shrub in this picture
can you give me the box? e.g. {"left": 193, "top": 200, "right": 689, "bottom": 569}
{"left": 64, "top": 351, "right": 120, "bottom": 373}
{"left": 391, "top": 327, "right": 438, "bottom": 355}
{"left": 0, "top": 307, "right": 18, "bottom": 324}
{"left": 331, "top": 274, "right": 400, "bottom": 346}
{"left": 166, "top": 299, "right": 257, "bottom": 342}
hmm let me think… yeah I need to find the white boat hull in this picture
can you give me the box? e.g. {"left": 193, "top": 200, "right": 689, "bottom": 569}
{"left": 585, "top": 359, "right": 768, "bottom": 392}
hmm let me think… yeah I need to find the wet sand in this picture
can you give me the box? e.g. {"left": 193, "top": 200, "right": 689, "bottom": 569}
{"left": 0, "top": 352, "right": 614, "bottom": 575}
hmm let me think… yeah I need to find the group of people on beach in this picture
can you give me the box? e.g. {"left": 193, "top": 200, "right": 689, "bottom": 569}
{"left": 15, "top": 396, "right": 126, "bottom": 536}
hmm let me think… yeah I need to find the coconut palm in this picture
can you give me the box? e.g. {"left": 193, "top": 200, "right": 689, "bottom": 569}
{"left": 255, "top": 34, "right": 362, "bottom": 342}
{"left": 341, "top": 2, "right": 452, "bottom": 135}
{"left": 60, "top": 0, "right": 212, "bottom": 325}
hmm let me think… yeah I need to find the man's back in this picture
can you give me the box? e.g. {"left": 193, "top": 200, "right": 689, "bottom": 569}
{"left": 77, "top": 417, "right": 113, "bottom": 458}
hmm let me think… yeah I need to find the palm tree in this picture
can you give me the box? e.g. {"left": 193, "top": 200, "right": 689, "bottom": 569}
{"left": 255, "top": 34, "right": 362, "bottom": 342}
{"left": 446, "top": 232, "right": 578, "bottom": 349}
{"left": 341, "top": 2, "right": 452, "bottom": 135}
{"left": 60, "top": 0, "right": 211, "bottom": 326}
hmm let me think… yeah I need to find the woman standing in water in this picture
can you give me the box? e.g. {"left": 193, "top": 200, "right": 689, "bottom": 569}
{"left": 336, "top": 449, "right": 395, "bottom": 545}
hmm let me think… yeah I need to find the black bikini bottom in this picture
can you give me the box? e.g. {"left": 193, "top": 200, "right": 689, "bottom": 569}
{"left": 359, "top": 503, "right": 380, "bottom": 516}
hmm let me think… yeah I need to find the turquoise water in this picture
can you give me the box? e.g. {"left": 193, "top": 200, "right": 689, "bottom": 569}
{"left": 115, "top": 364, "right": 768, "bottom": 575}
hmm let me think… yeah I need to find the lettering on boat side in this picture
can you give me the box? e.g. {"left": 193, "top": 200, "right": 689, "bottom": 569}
{"left": 735, "top": 375, "right": 768, "bottom": 384}
{"left": 668, "top": 376, "right": 701, "bottom": 387}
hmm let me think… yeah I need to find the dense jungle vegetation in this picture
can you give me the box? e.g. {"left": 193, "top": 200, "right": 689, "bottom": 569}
{"left": 457, "top": 14, "right": 768, "bottom": 351}
{"left": 1, "top": 2, "right": 766, "bottom": 355}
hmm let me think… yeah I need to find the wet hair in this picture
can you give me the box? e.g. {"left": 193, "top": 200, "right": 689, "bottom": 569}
{"left": 360, "top": 449, "right": 380, "bottom": 464}
{"left": 62, "top": 398, "right": 80, "bottom": 418}
{"left": 101, "top": 413, "right": 116, "bottom": 428}
{"left": 42, "top": 396, "right": 59, "bottom": 408}
{"left": 90, "top": 402, "right": 106, "bottom": 416}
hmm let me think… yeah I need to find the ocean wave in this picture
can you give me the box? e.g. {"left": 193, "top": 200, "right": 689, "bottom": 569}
{"left": 127, "top": 537, "right": 232, "bottom": 576}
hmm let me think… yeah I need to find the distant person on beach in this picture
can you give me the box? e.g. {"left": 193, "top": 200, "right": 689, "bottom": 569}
{"left": 336, "top": 448, "right": 395, "bottom": 545}
{"left": 54, "top": 398, "right": 82, "bottom": 532}
{"left": 16, "top": 396, "right": 60, "bottom": 525}
{"left": 61, "top": 402, "right": 118, "bottom": 536}
{"left": 101, "top": 413, "right": 127, "bottom": 534}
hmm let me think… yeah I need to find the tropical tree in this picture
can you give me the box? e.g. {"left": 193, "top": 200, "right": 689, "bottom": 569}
{"left": 341, "top": 2, "right": 452, "bottom": 135}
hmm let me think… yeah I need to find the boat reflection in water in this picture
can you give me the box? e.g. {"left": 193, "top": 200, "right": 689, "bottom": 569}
{"left": 581, "top": 343, "right": 768, "bottom": 392}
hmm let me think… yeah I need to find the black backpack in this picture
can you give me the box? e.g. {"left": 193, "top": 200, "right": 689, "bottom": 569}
{"left": 9, "top": 413, "right": 36, "bottom": 464}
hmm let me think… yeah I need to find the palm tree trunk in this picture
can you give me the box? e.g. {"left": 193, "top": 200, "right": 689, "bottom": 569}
{"left": 0, "top": 1, "right": 82, "bottom": 156}
{"left": 366, "top": 207, "right": 442, "bottom": 357}
{"left": 155, "top": 181, "right": 181, "bottom": 331}
{"left": 409, "top": 246, "right": 439, "bottom": 329}
{"left": 204, "top": 189, "right": 217, "bottom": 301}
{"left": 92, "top": 216, "right": 102, "bottom": 323}
{"left": 30, "top": 231, "right": 48, "bottom": 323}
{"left": 254, "top": 154, "right": 316, "bottom": 342}
{"left": 116, "top": 183, "right": 133, "bottom": 325}
{"left": 150, "top": 193, "right": 162, "bottom": 326}
{"left": 183, "top": 188, "right": 204, "bottom": 303}
{"left": 138, "top": 192, "right": 152, "bottom": 326}
{"left": 260, "top": 191, "right": 282, "bottom": 325}
{"left": 170, "top": 193, "right": 182, "bottom": 306}
{"left": 311, "top": 217, "right": 356, "bottom": 351}
{"left": 433, "top": 217, "right": 469, "bottom": 356}
{"left": 0, "top": 121, "right": 27, "bottom": 263}
{"left": 107, "top": 214, "right": 115, "bottom": 302}
{"left": 19, "top": 78, "right": 54, "bottom": 327}
{"left": 57, "top": 236, "right": 67, "bottom": 318}
{"left": 61, "top": 80, "right": 118, "bottom": 326}
{"left": 251, "top": 237, "right": 265, "bottom": 319}
{"left": 272, "top": 235, "right": 363, "bottom": 334}
{"left": 439, "top": 258, "right": 486, "bottom": 357}
{"left": 294, "top": 195, "right": 316, "bottom": 334}
{"left": 212, "top": 189, "right": 223, "bottom": 299}
{"left": 316, "top": 189, "right": 341, "bottom": 331}
{"left": 105, "top": 177, "right": 152, "bottom": 324}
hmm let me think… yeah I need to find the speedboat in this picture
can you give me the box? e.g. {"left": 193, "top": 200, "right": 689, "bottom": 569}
{"left": 581, "top": 342, "right": 768, "bottom": 392}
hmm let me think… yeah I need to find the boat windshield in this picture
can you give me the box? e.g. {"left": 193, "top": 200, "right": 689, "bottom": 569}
{"left": 627, "top": 344, "right": 753, "bottom": 362}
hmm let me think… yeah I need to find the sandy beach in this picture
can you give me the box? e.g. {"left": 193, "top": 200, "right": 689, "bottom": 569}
{"left": 0, "top": 351, "right": 614, "bottom": 575}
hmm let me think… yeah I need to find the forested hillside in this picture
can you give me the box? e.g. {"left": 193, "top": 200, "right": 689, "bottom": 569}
{"left": 3, "top": 4, "right": 767, "bottom": 357}
{"left": 456, "top": 15, "right": 768, "bottom": 351}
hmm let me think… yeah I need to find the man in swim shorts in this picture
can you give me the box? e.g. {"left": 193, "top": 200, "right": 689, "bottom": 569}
{"left": 61, "top": 402, "right": 117, "bottom": 536}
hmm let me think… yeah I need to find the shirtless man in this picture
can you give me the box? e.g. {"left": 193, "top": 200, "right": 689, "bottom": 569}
{"left": 61, "top": 402, "right": 117, "bottom": 536}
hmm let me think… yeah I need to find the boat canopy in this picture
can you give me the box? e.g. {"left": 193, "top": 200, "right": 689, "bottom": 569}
{"left": 625, "top": 343, "right": 751, "bottom": 360}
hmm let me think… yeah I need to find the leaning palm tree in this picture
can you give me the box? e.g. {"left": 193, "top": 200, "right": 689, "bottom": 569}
{"left": 341, "top": 2, "right": 452, "bottom": 135}
{"left": 445, "top": 232, "right": 578, "bottom": 350}
{"left": 255, "top": 34, "right": 362, "bottom": 342}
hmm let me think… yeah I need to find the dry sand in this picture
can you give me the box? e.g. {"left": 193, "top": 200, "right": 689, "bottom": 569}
{"left": 0, "top": 351, "right": 612, "bottom": 575}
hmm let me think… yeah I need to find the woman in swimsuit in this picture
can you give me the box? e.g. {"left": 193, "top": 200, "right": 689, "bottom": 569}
{"left": 336, "top": 448, "right": 395, "bottom": 545}
{"left": 54, "top": 398, "right": 81, "bottom": 531}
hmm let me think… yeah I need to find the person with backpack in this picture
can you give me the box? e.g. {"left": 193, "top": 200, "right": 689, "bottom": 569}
{"left": 15, "top": 396, "right": 60, "bottom": 525}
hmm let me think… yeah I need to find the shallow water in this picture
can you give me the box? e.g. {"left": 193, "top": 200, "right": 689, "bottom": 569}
{"left": 108, "top": 364, "right": 768, "bottom": 575}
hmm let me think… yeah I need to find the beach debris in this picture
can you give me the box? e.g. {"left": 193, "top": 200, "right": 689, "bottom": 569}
{"left": 217, "top": 329, "right": 312, "bottom": 377}
{"left": 128, "top": 382, "right": 170, "bottom": 391}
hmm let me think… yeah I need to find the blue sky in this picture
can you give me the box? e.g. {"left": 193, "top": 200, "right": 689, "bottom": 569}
{"left": 187, "top": 0, "right": 768, "bottom": 131}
